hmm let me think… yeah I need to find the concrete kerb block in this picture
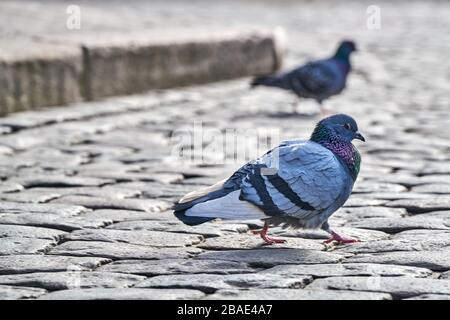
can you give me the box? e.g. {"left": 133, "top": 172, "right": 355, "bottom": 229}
{"left": 77, "top": 28, "right": 285, "bottom": 100}
{"left": 0, "top": 39, "right": 83, "bottom": 115}
{"left": 0, "top": 27, "right": 285, "bottom": 114}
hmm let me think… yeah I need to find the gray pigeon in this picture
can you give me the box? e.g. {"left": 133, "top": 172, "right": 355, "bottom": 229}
{"left": 174, "top": 114, "right": 365, "bottom": 245}
{"left": 251, "top": 40, "right": 357, "bottom": 112}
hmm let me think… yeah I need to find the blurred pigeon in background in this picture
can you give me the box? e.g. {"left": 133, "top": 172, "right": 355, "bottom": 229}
{"left": 174, "top": 114, "right": 365, "bottom": 245}
{"left": 251, "top": 40, "right": 357, "bottom": 113}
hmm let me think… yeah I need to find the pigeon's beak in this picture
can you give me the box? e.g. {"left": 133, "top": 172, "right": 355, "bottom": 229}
{"left": 354, "top": 131, "right": 365, "bottom": 142}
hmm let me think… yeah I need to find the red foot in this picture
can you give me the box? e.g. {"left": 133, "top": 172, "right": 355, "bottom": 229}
{"left": 252, "top": 223, "right": 287, "bottom": 245}
{"left": 324, "top": 231, "right": 360, "bottom": 245}
{"left": 261, "top": 234, "right": 287, "bottom": 245}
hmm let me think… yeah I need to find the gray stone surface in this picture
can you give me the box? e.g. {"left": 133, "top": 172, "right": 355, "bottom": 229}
{"left": 0, "top": 189, "right": 62, "bottom": 203}
{"left": 0, "top": 272, "right": 145, "bottom": 290}
{"left": 422, "top": 211, "right": 450, "bottom": 226}
{"left": 27, "top": 186, "right": 143, "bottom": 200}
{"left": 350, "top": 192, "right": 431, "bottom": 201}
{"left": 405, "top": 294, "right": 450, "bottom": 300}
{"left": 386, "top": 198, "right": 450, "bottom": 214}
{"left": 77, "top": 171, "right": 184, "bottom": 185}
{"left": 0, "top": 201, "right": 87, "bottom": 216}
{"left": 0, "top": 213, "right": 110, "bottom": 231}
{"left": 0, "top": 224, "right": 66, "bottom": 240}
{"left": 51, "top": 195, "right": 171, "bottom": 212}
{"left": 198, "top": 233, "right": 324, "bottom": 250}
{"left": 98, "top": 259, "right": 258, "bottom": 276}
{"left": 10, "top": 175, "right": 113, "bottom": 188}
{"left": 136, "top": 273, "right": 312, "bottom": 293}
{"left": 379, "top": 175, "right": 450, "bottom": 188}
{"left": 347, "top": 217, "right": 449, "bottom": 234}
{"left": 196, "top": 249, "right": 345, "bottom": 267}
{"left": 346, "top": 252, "right": 450, "bottom": 271}
{"left": 309, "top": 276, "right": 450, "bottom": 299}
{"left": 63, "top": 229, "right": 203, "bottom": 247}
{"left": 0, "top": 285, "right": 47, "bottom": 300}
{"left": 412, "top": 184, "right": 450, "bottom": 194}
{"left": 342, "top": 198, "right": 388, "bottom": 207}
{"left": 0, "top": 255, "right": 110, "bottom": 275}
{"left": 38, "top": 288, "right": 205, "bottom": 300}
{"left": 206, "top": 289, "right": 392, "bottom": 300}
{"left": 49, "top": 241, "right": 201, "bottom": 260}
{"left": 259, "top": 263, "right": 432, "bottom": 278}
{"left": 334, "top": 239, "right": 448, "bottom": 254}
{"left": 81, "top": 209, "right": 177, "bottom": 223}
{"left": 106, "top": 220, "right": 248, "bottom": 237}
{"left": 333, "top": 207, "right": 406, "bottom": 221}
{"left": 440, "top": 271, "right": 450, "bottom": 280}
{"left": 392, "top": 229, "right": 450, "bottom": 244}
{"left": 0, "top": 237, "right": 56, "bottom": 255}
{"left": 274, "top": 227, "right": 389, "bottom": 242}
{"left": 353, "top": 181, "right": 407, "bottom": 194}
{"left": 0, "top": 182, "right": 23, "bottom": 193}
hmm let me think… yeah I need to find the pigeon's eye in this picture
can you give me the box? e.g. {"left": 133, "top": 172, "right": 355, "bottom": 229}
{"left": 343, "top": 123, "right": 352, "bottom": 130}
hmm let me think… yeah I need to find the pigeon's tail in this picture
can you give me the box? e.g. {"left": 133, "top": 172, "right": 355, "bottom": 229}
{"left": 251, "top": 75, "right": 274, "bottom": 87}
{"left": 173, "top": 179, "right": 230, "bottom": 226}
{"left": 251, "top": 75, "right": 287, "bottom": 89}
{"left": 173, "top": 210, "right": 215, "bottom": 226}
{"left": 173, "top": 200, "right": 217, "bottom": 226}
{"left": 174, "top": 181, "right": 268, "bottom": 226}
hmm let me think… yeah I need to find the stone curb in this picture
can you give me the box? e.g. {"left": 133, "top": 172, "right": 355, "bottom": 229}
{"left": 0, "top": 40, "right": 83, "bottom": 115}
{"left": 0, "top": 28, "right": 284, "bottom": 115}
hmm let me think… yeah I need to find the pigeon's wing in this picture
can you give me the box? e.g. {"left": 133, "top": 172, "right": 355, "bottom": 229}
{"left": 240, "top": 140, "right": 348, "bottom": 219}
{"left": 288, "top": 60, "right": 338, "bottom": 98}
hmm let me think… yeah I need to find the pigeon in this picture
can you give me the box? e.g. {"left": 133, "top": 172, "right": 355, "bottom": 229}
{"left": 174, "top": 114, "right": 365, "bottom": 245}
{"left": 251, "top": 40, "right": 357, "bottom": 113}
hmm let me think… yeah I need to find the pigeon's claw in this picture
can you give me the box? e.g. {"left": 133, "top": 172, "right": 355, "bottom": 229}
{"left": 261, "top": 235, "right": 287, "bottom": 245}
{"left": 252, "top": 222, "right": 287, "bottom": 245}
{"left": 324, "top": 231, "right": 360, "bottom": 245}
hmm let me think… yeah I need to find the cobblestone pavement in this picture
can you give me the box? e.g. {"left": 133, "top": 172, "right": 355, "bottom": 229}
{"left": 1, "top": 0, "right": 450, "bottom": 300}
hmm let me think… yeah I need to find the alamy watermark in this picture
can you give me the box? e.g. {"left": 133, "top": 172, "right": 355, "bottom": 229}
{"left": 366, "top": 5, "right": 381, "bottom": 30}
{"left": 66, "top": 5, "right": 81, "bottom": 30}
{"left": 65, "top": 264, "right": 83, "bottom": 289}
{"left": 170, "top": 121, "right": 281, "bottom": 167}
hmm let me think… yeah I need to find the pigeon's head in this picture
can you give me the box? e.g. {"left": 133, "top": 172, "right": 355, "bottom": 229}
{"left": 311, "top": 114, "right": 365, "bottom": 144}
{"left": 335, "top": 40, "right": 357, "bottom": 59}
